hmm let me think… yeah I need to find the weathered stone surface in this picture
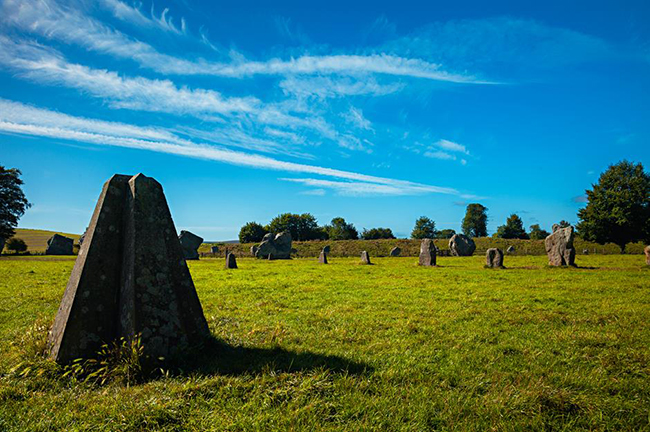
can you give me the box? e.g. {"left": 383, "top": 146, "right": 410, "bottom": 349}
{"left": 48, "top": 174, "right": 210, "bottom": 365}
{"left": 318, "top": 250, "right": 328, "bottom": 264}
{"left": 390, "top": 247, "right": 401, "bottom": 257}
{"left": 210, "top": 246, "right": 219, "bottom": 254}
{"left": 545, "top": 226, "right": 576, "bottom": 266}
{"left": 250, "top": 245, "right": 259, "bottom": 256}
{"left": 78, "top": 227, "right": 88, "bottom": 246}
{"left": 506, "top": 246, "right": 515, "bottom": 254}
{"left": 322, "top": 245, "right": 331, "bottom": 254}
{"left": 255, "top": 231, "right": 292, "bottom": 259}
{"left": 645, "top": 246, "right": 650, "bottom": 265}
{"left": 179, "top": 230, "right": 203, "bottom": 260}
{"left": 486, "top": 248, "right": 504, "bottom": 268}
{"left": 225, "top": 252, "right": 237, "bottom": 269}
{"left": 360, "top": 250, "right": 371, "bottom": 265}
{"left": 45, "top": 234, "right": 74, "bottom": 255}
{"left": 418, "top": 239, "right": 436, "bottom": 266}
{"left": 449, "top": 234, "right": 476, "bottom": 257}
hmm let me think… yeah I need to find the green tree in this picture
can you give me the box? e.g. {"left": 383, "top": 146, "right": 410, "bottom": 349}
{"left": 411, "top": 216, "right": 436, "bottom": 239}
{"left": 528, "top": 224, "right": 550, "bottom": 240}
{"left": 557, "top": 220, "right": 571, "bottom": 229}
{"left": 361, "top": 227, "right": 395, "bottom": 240}
{"left": 238, "top": 221, "right": 268, "bottom": 243}
{"left": 494, "top": 214, "right": 529, "bottom": 239}
{"left": 435, "top": 229, "right": 456, "bottom": 239}
{"left": 461, "top": 204, "right": 488, "bottom": 237}
{"left": 576, "top": 161, "right": 650, "bottom": 252}
{"left": 267, "top": 213, "right": 327, "bottom": 241}
{"left": 324, "top": 217, "right": 358, "bottom": 240}
{"left": 6, "top": 237, "right": 27, "bottom": 254}
{"left": 0, "top": 166, "right": 31, "bottom": 241}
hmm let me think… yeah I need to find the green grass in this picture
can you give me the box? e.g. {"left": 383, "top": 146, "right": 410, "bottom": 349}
{"left": 1, "top": 255, "right": 649, "bottom": 431}
{"left": 2, "top": 228, "right": 81, "bottom": 254}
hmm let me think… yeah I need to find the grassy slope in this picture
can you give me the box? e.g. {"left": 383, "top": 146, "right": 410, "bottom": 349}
{"left": 0, "top": 255, "right": 649, "bottom": 431}
{"left": 2, "top": 229, "right": 81, "bottom": 254}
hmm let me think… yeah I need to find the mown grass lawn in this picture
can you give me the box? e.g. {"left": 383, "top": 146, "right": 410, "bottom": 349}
{"left": 0, "top": 255, "right": 649, "bottom": 431}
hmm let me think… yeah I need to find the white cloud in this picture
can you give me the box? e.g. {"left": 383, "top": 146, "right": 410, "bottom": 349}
{"left": 0, "top": 99, "right": 463, "bottom": 197}
{"left": 342, "top": 107, "right": 373, "bottom": 131}
{"left": 424, "top": 150, "right": 456, "bottom": 160}
{"left": 435, "top": 139, "right": 469, "bottom": 155}
{"left": 99, "top": 0, "right": 185, "bottom": 34}
{"left": 280, "top": 75, "right": 405, "bottom": 99}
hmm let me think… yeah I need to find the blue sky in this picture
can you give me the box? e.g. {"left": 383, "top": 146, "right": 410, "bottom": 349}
{"left": 0, "top": 0, "right": 648, "bottom": 240}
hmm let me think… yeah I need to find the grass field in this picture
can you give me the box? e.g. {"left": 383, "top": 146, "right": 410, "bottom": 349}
{"left": 0, "top": 255, "right": 649, "bottom": 431}
{"left": 2, "top": 228, "right": 81, "bottom": 254}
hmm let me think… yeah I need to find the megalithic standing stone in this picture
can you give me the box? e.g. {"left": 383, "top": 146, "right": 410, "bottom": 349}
{"left": 418, "top": 239, "right": 436, "bottom": 266}
{"left": 318, "top": 250, "right": 328, "bottom": 264}
{"left": 225, "top": 252, "right": 238, "bottom": 269}
{"left": 48, "top": 174, "right": 210, "bottom": 364}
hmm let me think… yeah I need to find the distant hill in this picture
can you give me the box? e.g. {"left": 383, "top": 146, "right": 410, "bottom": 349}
{"left": 2, "top": 228, "right": 81, "bottom": 254}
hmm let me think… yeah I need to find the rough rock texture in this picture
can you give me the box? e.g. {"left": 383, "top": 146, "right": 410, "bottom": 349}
{"left": 645, "top": 246, "right": 650, "bottom": 265}
{"left": 179, "top": 230, "right": 203, "bottom": 260}
{"left": 47, "top": 174, "right": 210, "bottom": 365}
{"left": 45, "top": 234, "right": 74, "bottom": 255}
{"left": 449, "top": 234, "right": 476, "bottom": 257}
{"left": 211, "top": 246, "right": 219, "bottom": 254}
{"left": 360, "top": 251, "right": 371, "bottom": 265}
{"left": 318, "top": 250, "right": 328, "bottom": 264}
{"left": 506, "top": 246, "right": 515, "bottom": 254}
{"left": 225, "top": 252, "right": 237, "bottom": 269}
{"left": 545, "top": 226, "right": 576, "bottom": 266}
{"left": 250, "top": 245, "right": 259, "bottom": 256}
{"left": 322, "top": 245, "right": 331, "bottom": 254}
{"left": 390, "top": 247, "right": 401, "bottom": 257}
{"left": 486, "top": 248, "right": 504, "bottom": 268}
{"left": 255, "top": 231, "right": 292, "bottom": 259}
{"left": 418, "top": 239, "right": 436, "bottom": 266}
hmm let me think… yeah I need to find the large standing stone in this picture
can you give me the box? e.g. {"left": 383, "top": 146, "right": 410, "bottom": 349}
{"left": 318, "top": 250, "right": 328, "bottom": 264}
{"left": 418, "top": 239, "right": 436, "bottom": 266}
{"left": 179, "top": 230, "right": 203, "bottom": 260}
{"left": 486, "top": 248, "right": 504, "bottom": 268}
{"left": 225, "top": 252, "right": 237, "bottom": 269}
{"left": 449, "top": 234, "right": 476, "bottom": 256}
{"left": 644, "top": 246, "right": 650, "bottom": 265}
{"left": 360, "top": 251, "right": 371, "bottom": 265}
{"left": 211, "top": 246, "right": 219, "bottom": 254}
{"left": 390, "top": 247, "right": 401, "bottom": 257}
{"left": 255, "top": 231, "right": 292, "bottom": 259}
{"left": 544, "top": 226, "right": 576, "bottom": 266}
{"left": 47, "top": 174, "right": 210, "bottom": 364}
{"left": 45, "top": 234, "right": 74, "bottom": 255}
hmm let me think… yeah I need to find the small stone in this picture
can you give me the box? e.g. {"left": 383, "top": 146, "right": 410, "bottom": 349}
{"left": 179, "top": 230, "right": 203, "bottom": 260}
{"left": 360, "top": 250, "right": 371, "bottom": 265}
{"left": 449, "top": 234, "right": 476, "bottom": 256}
{"left": 318, "top": 250, "right": 328, "bottom": 264}
{"left": 506, "top": 246, "right": 515, "bottom": 254}
{"left": 225, "top": 252, "right": 237, "bottom": 269}
{"left": 389, "top": 247, "right": 401, "bottom": 257}
{"left": 418, "top": 239, "right": 436, "bottom": 266}
{"left": 486, "top": 248, "right": 504, "bottom": 268}
{"left": 544, "top": 226, "right": 576, "bottom": 266}
{"left": 45, "top": 234, "right": 74, "bottom": 255}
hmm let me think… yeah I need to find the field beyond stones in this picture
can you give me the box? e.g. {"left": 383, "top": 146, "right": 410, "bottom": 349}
{"left": 0, "top": 255, "right": 649, "bottom": 431}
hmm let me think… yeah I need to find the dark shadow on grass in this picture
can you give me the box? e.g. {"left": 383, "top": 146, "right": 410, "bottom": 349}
{"left": 170, "top": 335, "right": 373, "bottom": 377}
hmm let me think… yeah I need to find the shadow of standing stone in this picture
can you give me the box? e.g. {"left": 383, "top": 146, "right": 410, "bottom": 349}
{"left": 47, "top": 174, "right": 210, "bottom": 364}
{"left": 45, "top": 234, "right": 74, "bottom": 255}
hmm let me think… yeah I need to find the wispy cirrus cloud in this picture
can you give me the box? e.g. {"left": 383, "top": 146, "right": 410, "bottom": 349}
{"left": 0, "top": 99, "right": 465, "bottom": 197}
{"left": 99, "top": 0, "right": 186, "bottom": 34}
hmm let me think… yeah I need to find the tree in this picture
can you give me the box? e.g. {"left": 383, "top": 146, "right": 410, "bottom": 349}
{"left": 528, "top": 224, "right": 550, "bottom": 240}
{"left": 238, "top": 221, "right": 268, "bottom": 243}
{"left": 361, "top": 227, "right": 395, "bottom": 240}
{"left": 0, "top": 166, "right": 31, "bottom": 241}
{"left": 494, "top": 214, "right": 529, "bottom": 239}
{"left": 324, "top": 217, "right": 358, "bottom": 240}
{"left": 461, "top": 204, "right": 488, "bottom": 237}
{"left": 435, "top": 229, "right": 456, "bottom": 239}
{"left": 267, "top": 213, "right": 327, "bottom": 241}
{"left": 6, "top": 237, "right": 27, "bottom": 254}
{"left": 577, "top": 160, "right": 650, "bottom": 252}
{"left": 556, "top": 220, "right": 571, "bottom": 229}
{"left": 411, "top": 216, "right": 436, "bottom": 239}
